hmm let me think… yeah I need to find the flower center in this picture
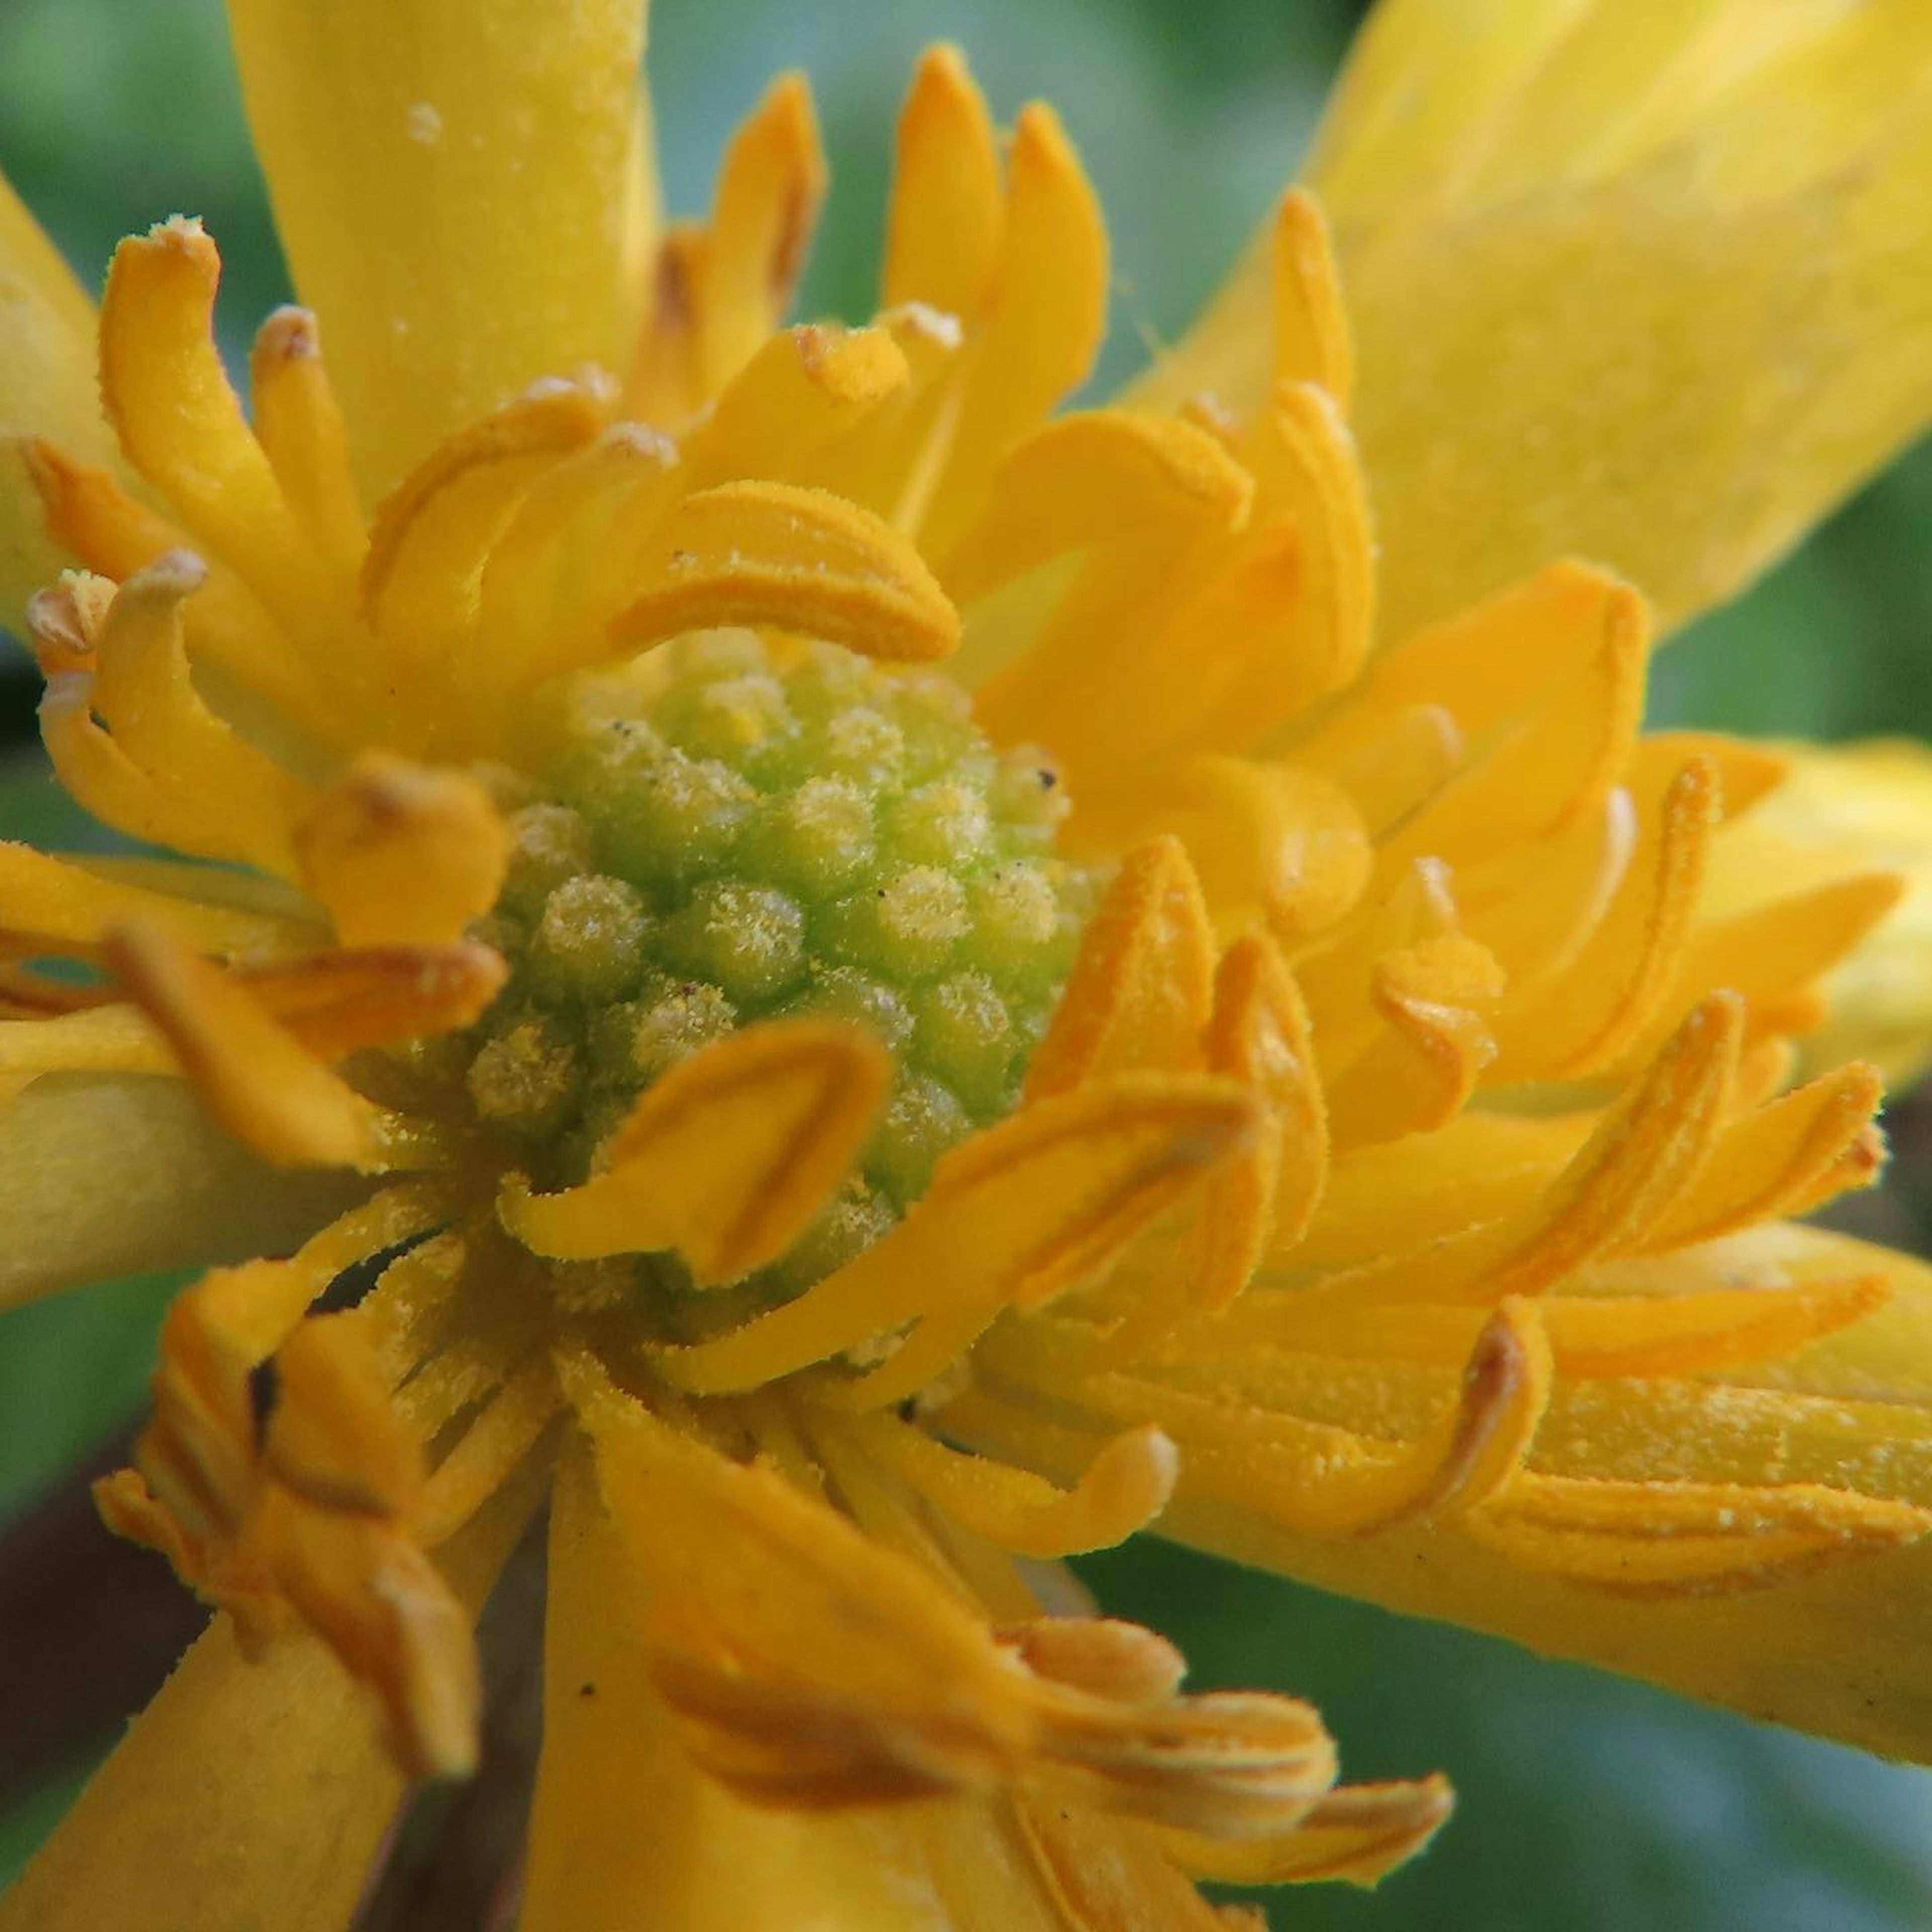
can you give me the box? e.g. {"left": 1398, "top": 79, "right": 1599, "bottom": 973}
{"left": 455, "top": 630, "right": 1094, "bottom": 1312}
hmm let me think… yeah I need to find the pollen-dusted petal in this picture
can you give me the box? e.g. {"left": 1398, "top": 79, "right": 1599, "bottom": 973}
{"left": 1076, "top": 759, "right": 1373, "bottom": 949}
{"left": 103, "top": 921, "right": 390, "bottom": 1171}
{"left": 0, "top": 841, "right": 295, "bottom": 955}
{"left": 471, "top": 421, "right": 682, "bottom": 710}
{"left": 359, "top": 382, "right": 607, "bottom": 714}
{"left": 98, "top": 220, "right": 333, "bottom": 620}
{"left": 652, "top": 1074, "right": 1258, "bottom": 1395}
{"left": 502, "top": 1019, "right": 891, "bottom": 1283}
{"left": 1323, "top": 992, "right": 1742, "bottom": 1314}
{"left": 1667, "top": 872, "right": 1905, "bottom": 1051}
{"left": 847, "top": 1413, "right": 1178, "bottom": 1558}
{"left": 1323, "top": 931, "right": 1504, "bottom": 1149}
{"left": 1291, "top": 1108, "right": 1591, "bottom": 1269}
{"left": 86, "top": 552, "right": 314, "bottom": 875}
{"left": 1016, "top": 1804, "right": 1261, "bottom": 1931}
{"left": 1637, "top": 1061, "right": 1883, "bottom": 1252}
{"left": 923, "top": 102, "right": 1109, "bottom": 552}
{"left": 1377, "top": 580, "right": 1649, "bottom": 873}
{"left": 1155, "top": 1774, "right": 1455, "bottom": 1888}
{"left": 295, "top": 752, "right": 511, "bottom": 948}
{"left": 1026, "top": 838, "right": 1215, "bottom": 1099}
{"left": 1466, "top": 1472, "right": 1931, "bottom": 1597}
{"left": 607, "top": 479, "right": 961, "bottom": 665}
{"left": 249, "top": 306, "right": 365, "bottom": 580}
{"left": 37, "top": 667, "right": 285, "bottom": 876}
{"left": 679, "top": 323, "right": 911, "bottom": 491}
{"left": 942, "top": 410, "right": 1253, "bottom": 607}
{"left": 227, "top": 0, "right": 650, "bottom": 499}
{"left": 1212, "top": 932, "right": 1321, "bottom": 1148}
{"left": 1539, "top": 1278, "right": 1892, "bottom": 1382}
{"left": 885, "top": 46, "right": 1004, "bottom": 319}
{"left": 1487, "top": 758, "right": 1719, "bottom": 1081}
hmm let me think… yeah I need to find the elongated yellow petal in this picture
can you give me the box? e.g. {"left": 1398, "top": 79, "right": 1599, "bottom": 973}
{"left": 606, "top": 480, "right": 961, "bottom": 666}
{"left": 652, "top": 1074, "right": 1257, "bottom": 1396}
{"left": 1153, "top": 7, "right": 1932, "bottom": 637}
{"left": 0, "top": 1074, "right": 359, "bottom": 1310}
{"left": 1025, "top": 838, "right": 1215, "bottom": 1099}
{"left": 0, "top": 841, "right": 298, "bottom": 954}
{"left": 0, "top": 1618, "right": 405, "bottom": 1932}
{"left": 522, "top": 1452, "right": 1054, "bottom": 1932}
{"left": 504, "top": 1019, "right": 891, "bottom": 1281}
{"left": 885, "top": 46, "right": 1004, "bottom": 321}
{"left": 226, "top": 0, "right": 651, "bottom": 498}
{"left": 0, "top": 173, "right": 119, "bottom": 618}
{"left": 104, "top": 922, "right": 392, "bottom": 1170}
{"left": 1702, "top": 738, "right": 1932, "bottom": 1083}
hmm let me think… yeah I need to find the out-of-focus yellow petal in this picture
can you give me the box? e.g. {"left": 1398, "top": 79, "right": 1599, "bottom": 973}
{"left": 1152, "top": 2, "right": 1932, "bottom": 639}
{"left": 0, "top": 1074, "right": 359, "bottom": 1310}
{"left": 521, "top": 1452, "right": 1067, "bottom": 1932}
{"left": 0, "top": 1618, "right": 404, "bottom": 1932}
{"left": 0, "top": 172, "right": 118, "bottom": 620}
{"left": 225, "top": 0, "right": 651, "bottom": 499}
{"left": 294, "top": 753, "right": 511, "bottom": 949}
{"left": 1700, "top": 738, "right": 1932, "bottom": 1083}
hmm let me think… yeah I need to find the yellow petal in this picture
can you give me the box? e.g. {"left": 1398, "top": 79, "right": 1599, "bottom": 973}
{"left": 0, "top": 1073, "right": 359, "bottom": 1310}
{"left": 97, "top": 221, "right": 339, "bottom": 633}
{"left": 82, "top": 553, "right": 314, "bottom": 876}
{"left": 1701, "top": 737, "right": 1932, "bottom": 1082}
{"left": 1025, "top": 838, "right": 1216, "bottom": 1100}
{"left": 884, "top": 46, "right": 1004, "bottom": 320}
{"left": 846, "top": 1412, "right": 1179, "bottom": 1559}
{"left": 922, "top": 102, "right": 1109, "bottom": 554}
{"left": 294, "top": 753, "right": 511, "bottom": 949}
{"left": 1155, "top": 1775, "right": 1454, "bottom": 1888}
{"left": 103, "top": 922, "right": 392, "bottom": 1170}
{"left": 1330, "top": 4, "right": 1932, "bottom": 636}
{"left": 0, "top": 840, "right": 297, "bottom": 954}
{"left": 0, "top": 172, "right": 119, "bottom": 617}
{"left": 226, "top": 0, "right": 651, "bottom": 498}
{"left": 1159, "top": 7, "right": 1932, "bottom": 638}
{"left": 605, "top": 480, "right": 961, "bottom": 667}
{"left": 249, "top": 306, "right": 366, "bottom": 582}
{"left": 521, "top": 1451, "right": 1055, "bottom": 1932}
{"left": 652, "top": 1073, "right": 1258, "bottom": 1396}
{"left": 358, "top": 383, "right": 607, "bottom": 732}
{"left": 0, "top": 1618, "right": 405, "bottom": 1932}
{"left": 19, "top": 442, "right": 329, "bottom": 740}
{"left": 687, "top": 74, "right": 828, "bottom": 403}
{"left": 503, "top": 1019, "right": 891, "bottom": 1282}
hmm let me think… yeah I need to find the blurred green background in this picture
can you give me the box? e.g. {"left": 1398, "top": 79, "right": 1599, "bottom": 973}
{"left": 2, "top": 2, "right": 1930, "bottom": 1926}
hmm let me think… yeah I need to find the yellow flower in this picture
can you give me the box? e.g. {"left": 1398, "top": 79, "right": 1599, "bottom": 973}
{"left": 4, "top": 4, "right": 1932, "bottom": 1926}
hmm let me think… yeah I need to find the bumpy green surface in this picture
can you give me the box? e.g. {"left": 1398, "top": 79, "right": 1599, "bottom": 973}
{"left": 459, "top": 631, "right": 1095, "bottom": 1302}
